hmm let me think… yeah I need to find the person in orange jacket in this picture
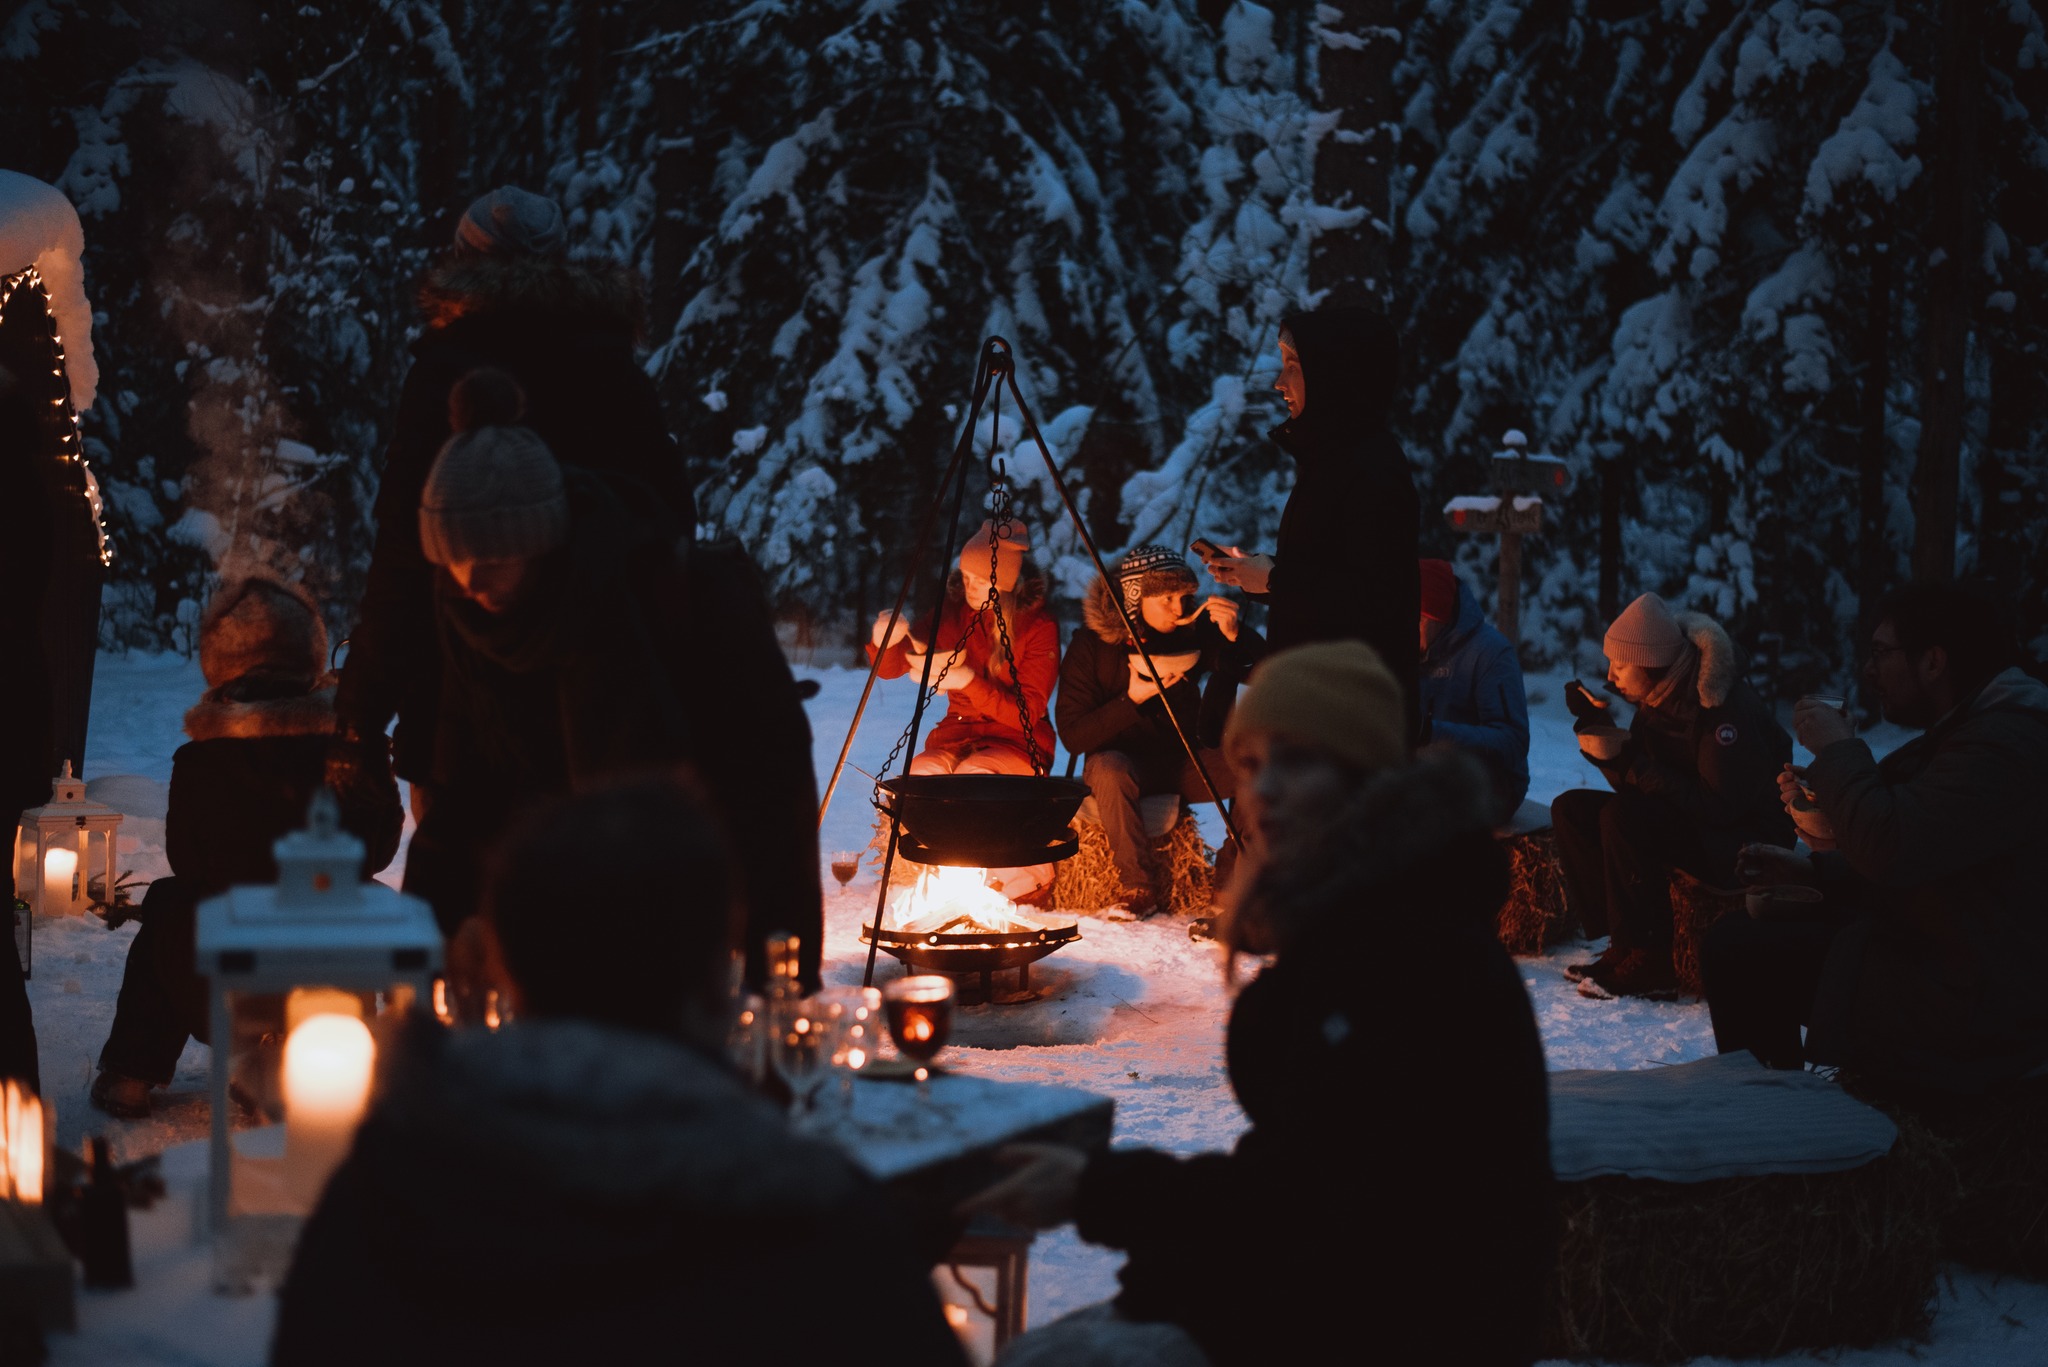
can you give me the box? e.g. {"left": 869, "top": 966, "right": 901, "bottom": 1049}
{"left": 869, "top": 520, "right": 1060, "bottom": 901}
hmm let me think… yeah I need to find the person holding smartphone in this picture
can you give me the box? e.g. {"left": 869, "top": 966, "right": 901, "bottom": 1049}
{"left": 1192, "top": 307, "right": 1420, "bottom": 740}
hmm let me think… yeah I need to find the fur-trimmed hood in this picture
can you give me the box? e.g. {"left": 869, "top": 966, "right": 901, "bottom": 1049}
{"left": 182, "top": 681, "right": 339, "bottom": 742}
{"left": 1234, "top": 752, "right": 1501, "bottom": 956}
{"left": 1082, "top": 574, "right": 1131, "bottom": 643}
{"left": 418, "top": 254, "right": 646, "bottom": 338}
{"left": 1667, "top": 610, "right": 1740, "bottom": 710}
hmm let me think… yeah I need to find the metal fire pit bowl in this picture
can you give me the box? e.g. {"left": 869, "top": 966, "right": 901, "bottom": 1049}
{"left": 860, "top": 920, "right": 1082, "bottom": 1004}
{"left": 875, "top": 775, "right": 1088, "bottom": 869}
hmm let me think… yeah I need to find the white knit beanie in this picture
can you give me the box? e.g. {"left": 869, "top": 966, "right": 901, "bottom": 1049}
{"left": 417, "top": 369, "right": 569, "bottom": 565}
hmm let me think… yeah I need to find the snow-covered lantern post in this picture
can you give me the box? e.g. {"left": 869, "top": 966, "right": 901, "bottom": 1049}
{"left": 1443, "top": 430, "right": 1570, "bottom": 645}
{"left": 196, "top": 791, "right": 440, "bottom": 1293}
{"left": 11, "top": 761, "right": 122, "bottom": 974}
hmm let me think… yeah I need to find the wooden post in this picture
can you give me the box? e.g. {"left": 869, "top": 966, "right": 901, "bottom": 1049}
{"left": 1498, "top": 529, "right": 1523, "bottom": 646}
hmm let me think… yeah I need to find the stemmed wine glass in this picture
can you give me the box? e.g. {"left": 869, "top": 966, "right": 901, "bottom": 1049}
{"left": 830, "top": 850, "right": 861, "bottom": 890}
{"left": 773, "top": 997, "right": 853, "bottom": 1129}
{"left": 883, "top": 975, "right": 955, "bottom": 1102}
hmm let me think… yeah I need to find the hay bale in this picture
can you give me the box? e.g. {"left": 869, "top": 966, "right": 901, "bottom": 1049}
{"left": 1847, "top": 1073, "right": 2048, "bottom": 1279}
{"left": 1544, "top": 1118, "right": 1946, "bottom": 1363}
{"left": 1495, "top": 829, "right": 1574, "bottom": 956}
{"left": 1669, "top": 869, "right": 1743, "bottom": 996}
{"left": 1049, "top": 812, "right": 1215, "bottom": 918}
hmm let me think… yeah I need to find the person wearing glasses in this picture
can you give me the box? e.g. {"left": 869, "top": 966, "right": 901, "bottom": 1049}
{"left": 1705, "top": 582, "right": 2048, "bottom": 1092}
{"left": 1552, "top": 592, "right": 1792, "bottom": 998}
{"left": 1054, "top": 545, "right": 1259, "bottom": 918}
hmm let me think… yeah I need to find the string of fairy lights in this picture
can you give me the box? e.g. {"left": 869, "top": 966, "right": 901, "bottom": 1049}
{"left": 0, "top": 263, "right": 111, "bottom": 566}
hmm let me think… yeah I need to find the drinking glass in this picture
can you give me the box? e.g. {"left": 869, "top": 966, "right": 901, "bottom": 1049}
{"left": 772, "top": 998, "right": 835, "bottom": 1124}
{"left": 727, "top": 992, "right": 768, "bottom": 1088}
{"left": 883, "top": 975, "right": 955, "bottom": 1101}
{"left": 830, "top": 850, "right": 861, "bottom": 890}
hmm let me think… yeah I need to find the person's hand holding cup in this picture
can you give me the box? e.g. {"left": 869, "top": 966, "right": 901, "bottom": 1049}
{"left": 1794, "top": 693, "right": 1854, "bottom": 754}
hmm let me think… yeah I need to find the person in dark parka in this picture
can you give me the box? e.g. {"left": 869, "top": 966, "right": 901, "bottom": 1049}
{"left": 274, "top": 777, "right": 966, "bottom": 1367}
{"left": 90, "top": 579, "right": 401, "bottom": 1118}
{"left": 977, "top": 644, "right": 1552, "bottom": 1367}
{"left": 1197, "top": 307, "right": 1420, "bottom": 732}
{"left": 329, "top": 187, "right": 693, "bottom": 815}
{"left": 1417, "top": 558, "right": 1530, "bottom": 825}
{"left": 1055, "top": 545, "right": 1257, "bottom": 915}
{"left": 1555, "top": 593, "right": 1792, "bottom": 998}
{"left": 1707, "top": 583, "right": 2048, "bottom": 1094}
{"left": 0, "top": 359, "right": 52, "bottom": 1093}
{"left": 404, "top": 370, "right": 820, "bottom": 993}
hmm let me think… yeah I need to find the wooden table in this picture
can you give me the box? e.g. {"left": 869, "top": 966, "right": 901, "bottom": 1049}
{"left": 44, "top": 1072, "right": 1113, "bottom": 1365}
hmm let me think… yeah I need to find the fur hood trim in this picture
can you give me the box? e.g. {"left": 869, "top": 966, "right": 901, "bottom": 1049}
{"left": 1236, "top": 752, "right": 1496, "bottom": 953}
{"left": 942, "top": 561, "right": 1048, "bottom": 612}
{"left": 182, "top": 683, "right": 339, "bottom": 742}
{"left": 382, "top": 1018, "right": 861, "bottom": 1215}
{"left": 419, "top": 254, "right": 645, "bottom": 338}
{"left": 1083, "top": 575, "right": 1133, "bottom": 643}
{"left": 1673, "top": 611, "right": 1739, "bottom": 709}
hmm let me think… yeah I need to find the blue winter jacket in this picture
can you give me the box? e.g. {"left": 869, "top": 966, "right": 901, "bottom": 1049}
{"left": 1419, "top": 582, "right": 1530, "bottom": 819}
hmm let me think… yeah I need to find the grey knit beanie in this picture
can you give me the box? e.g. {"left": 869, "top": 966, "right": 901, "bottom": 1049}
{"left": 453, "top": 186, "right": 567, "bottom": 257}
{"left": 418, "top": 370, "right": 569, "bottom": 566}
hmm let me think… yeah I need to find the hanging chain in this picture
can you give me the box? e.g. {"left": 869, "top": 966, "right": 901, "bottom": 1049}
{"left": 876, "top": 366, "right": 1046, "bottom": 781}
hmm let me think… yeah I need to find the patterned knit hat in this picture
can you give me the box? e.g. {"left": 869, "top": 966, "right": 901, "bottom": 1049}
{"left": 1116, "top": 544, "right": 1199, "bottom": 614}
{"left": 453, "top": 186, "right": 567, "bottom": 257}
{"left": 418, "top": 370, "right": 569, "bottom": 566}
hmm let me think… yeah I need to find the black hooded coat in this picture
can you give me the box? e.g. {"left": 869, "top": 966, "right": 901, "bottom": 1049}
{"left": 335, "top": 254, "right": 694, "bottom": 782}
{"left": 1070, "top": 756, "right": 1553, "bottom": 1366}
{"left": 1258, "top": 308, "right": 1420, "bottom": 716}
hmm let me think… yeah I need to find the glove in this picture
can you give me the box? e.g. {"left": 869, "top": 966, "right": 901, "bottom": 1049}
{"left": 324, "top": 728, "right": 402, "bottom": 846}
{"left": 871, "top": 611, "right": 912, "bottom": 649}
{"left": 1565, "top": 679, "right": 1610, "bottom": 724}
{"left": 934, "top": 665, "right": 976, "bottom": 692}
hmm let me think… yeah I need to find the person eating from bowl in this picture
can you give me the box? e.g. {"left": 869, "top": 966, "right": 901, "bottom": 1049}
{"left": 1054, "top": 545, "right": 1260, "bottom": 919}
{"left": 966, "top": 642, "right": 1552, "bottom": 1367}
{"left": 869, "top": 519, "right": 1061, "bottom": 903}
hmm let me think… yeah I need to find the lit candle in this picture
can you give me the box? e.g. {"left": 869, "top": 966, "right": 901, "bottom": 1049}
{"left": 41, "top": 847, "right": 77, "bottom": 915}
{"left": 282, "top": 1013, "right": 375, "bottom": 1210}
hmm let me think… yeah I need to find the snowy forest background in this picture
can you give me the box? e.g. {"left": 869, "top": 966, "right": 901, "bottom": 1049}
{"left": 7, "top": 0, "right": 2045, "bottom": 697}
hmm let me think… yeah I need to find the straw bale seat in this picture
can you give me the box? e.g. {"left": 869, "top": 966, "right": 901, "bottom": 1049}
{"left": 1668, "top": 868, "right": 1744, "bottom": 996}
{"left": 1845, "top": 1071, "right": 2048, "bottom": 1279}
{"left": 1048, "top": 796, "right": 1215, "bottom": 918}
{"left": 1545, "top": 1052, "right": 1943, "bottom": 1363}
{"left": 1493, "top": 800, "right": 1575, "bottom": 955}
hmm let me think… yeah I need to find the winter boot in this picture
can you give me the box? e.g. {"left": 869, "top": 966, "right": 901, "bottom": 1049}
{"left": 1585, "top": 946, "right": 1681, "bottom": 1000}
{"left": 89, "top": 1070, "right": 152, "bottom": 1121}
{"left": 1563, "top": 941, "right": 1626, "bottom": 983}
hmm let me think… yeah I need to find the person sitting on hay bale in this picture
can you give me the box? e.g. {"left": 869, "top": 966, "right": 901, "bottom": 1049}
{"left": 1417, "top": 557, "right": 1530, "bottom": 826}
{"left": 275, "top": 776, "right": 967, "bottom": 1366}
{"left": 870, "top": 519, "right": 1061, "bottom": 904}
{"left": 1553, "top": 593, "right": 1791, "bottom": 999}
{"left": 969, "top": 643, "right": 1552, "bottom": 1367}
{"left": 1053, "top": 545, "right": 1257, "bottom": 917}
{"left": 1706, "top": 582, "right": 2048, "bottom": 1092}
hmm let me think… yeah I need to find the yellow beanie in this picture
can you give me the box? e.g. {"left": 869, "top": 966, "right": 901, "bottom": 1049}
{"left": 1224, "top": 641, "right": 1407, "bottom": 774}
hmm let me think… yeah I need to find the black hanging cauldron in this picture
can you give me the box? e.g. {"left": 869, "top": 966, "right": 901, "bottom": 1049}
{"left": 874, "top": 774, "right": 1087, "bottom": 868}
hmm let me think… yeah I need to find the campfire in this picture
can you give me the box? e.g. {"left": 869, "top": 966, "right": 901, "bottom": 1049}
{"left": 863, "top": 865, "right": 1080, "bottom": 1004}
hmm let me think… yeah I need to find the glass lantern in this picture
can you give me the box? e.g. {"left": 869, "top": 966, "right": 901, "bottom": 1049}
{"left": 10, "top": 761, "right": 122, "bottom": 977}
{"left": 195, "top": 790, "right": 441, "bottom": 1293}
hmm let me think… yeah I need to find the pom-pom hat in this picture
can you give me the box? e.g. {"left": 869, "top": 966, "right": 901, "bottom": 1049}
{"left": 418, "top": 369, "right": 569, "bottom": 566}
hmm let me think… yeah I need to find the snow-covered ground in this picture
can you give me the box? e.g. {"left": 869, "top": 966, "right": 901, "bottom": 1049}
{"left": 38, "top": 650, "right": 2048, "bottom": 1362}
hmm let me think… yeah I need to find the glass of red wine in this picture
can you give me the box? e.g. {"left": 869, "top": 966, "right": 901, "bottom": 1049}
{"left": 829, "top": 850, "right": 860, "bottom": 890}
{"left": 883, "top": 975, "right": 954, "bottom": 1101}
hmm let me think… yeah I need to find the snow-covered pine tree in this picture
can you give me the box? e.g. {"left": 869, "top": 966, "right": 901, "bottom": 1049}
{"left": 651, "top": 0, "right": 1218, "bottom": 630}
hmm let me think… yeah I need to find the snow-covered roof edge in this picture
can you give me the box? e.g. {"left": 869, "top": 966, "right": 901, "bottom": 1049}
{"left": 0, "top": 168, "right": 97, "bottom": 410}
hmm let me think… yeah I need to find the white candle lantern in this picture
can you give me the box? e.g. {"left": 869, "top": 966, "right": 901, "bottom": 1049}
{"left": 196, "top": 790, "right": 440, "bottom": 1294}
{"left": 10, "top": 761, "right": 122, "bottom": 977}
